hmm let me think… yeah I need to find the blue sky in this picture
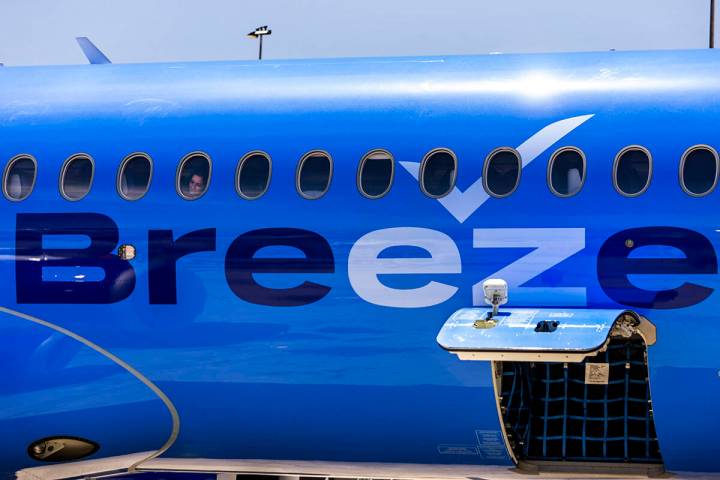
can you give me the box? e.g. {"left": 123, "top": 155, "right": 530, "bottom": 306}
{"left": 0, "top": 0, "right": 713, "bottom": 65}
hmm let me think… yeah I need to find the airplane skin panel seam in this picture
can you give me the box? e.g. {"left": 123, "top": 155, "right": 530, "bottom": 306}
{"left": 0, "top": 306, "right": 179, "bottom": 473}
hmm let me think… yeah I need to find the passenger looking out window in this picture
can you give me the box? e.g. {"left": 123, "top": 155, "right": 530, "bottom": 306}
{"left": 177, "top": 153, "right": 211, "bottom": 200}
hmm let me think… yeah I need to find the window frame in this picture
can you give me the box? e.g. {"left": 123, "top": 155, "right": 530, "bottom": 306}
{"left": 59, "top": 153, "right": 95, "bottom": 202}
{"left": 419, "top": 147, "right": 458, "bottom": 199}
{"left": 356, "top": 148, "right": 395, "bottom": 199}
{"left": 612, "top": 145, "right": 653, "bottom": 198}
{"left": 235, "top": 150, "right": 272, "bottom": 200}
{"left": 175, "top": 151, "right": 213, "bottom": 201}
{"left": 116, "top": 152, "right": 153, "bottom": 201}
{"left": 679, "top": 144, "right": 719, "bottom": 198}
{"left": 295, "top": 149, "right": 333, "bottom": 200}
{"left": 546, "top": 146, "right": 587, "bottom": 198}
{"left": 3, "top": 154, "right": 38, "bottom": 202}
{"left": 482, "top": 146, "right": 522, "bottom": 198}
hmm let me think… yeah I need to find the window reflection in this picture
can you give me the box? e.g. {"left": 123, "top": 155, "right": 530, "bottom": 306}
{"left": 61, "top": 155, "right": 94, "bottom": 201}
{"left": 118, "top": 154, "right": 152, "bottom": 200}
{"left": 4, "top": 155, "right": 36, "bottom": 201}
{"left": 421, "top": 149, "right": 456, "bottom": 198}
{"left": 298, "top": 151, "right": 332, "bottom": 199}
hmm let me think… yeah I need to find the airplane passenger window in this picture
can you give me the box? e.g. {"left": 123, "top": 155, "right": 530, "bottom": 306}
{"left": 614, "top": 146, "right": 652, "bottom": 197}
{"left": 3, "top": 155, "right": 37, "bottom": 201}
{"left": 117, "top": 153, "right": 152, "bottom": 200}
{"left": 548, "top": 147, "right": 585, "bottom": 197}
{"left": 177, "top": 152, "right": 211, "bottom": 200}
{"left": 297, "top": 151, "right": 332, "bottom": 199}
{"left": 237, "top": 151, "right": 271, "bottom": 199}
{"left": 358, "top": 149, "right": 394, "bottom": 199}
{"left": 420, "top": 149, "right": 457, "bottom": 198}
{"left": 483, "top": 148, "right": 521, "bottom": 198}
{"left": 680, "top": 146, "right": 718, "bottom": 197}
{"left": 60, "top": 154, "right": 94, "bottom": 201}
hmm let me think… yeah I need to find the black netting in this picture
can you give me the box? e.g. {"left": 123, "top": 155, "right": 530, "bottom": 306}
{"left": 499, "top": 336, "right": 661, "bottom": 463}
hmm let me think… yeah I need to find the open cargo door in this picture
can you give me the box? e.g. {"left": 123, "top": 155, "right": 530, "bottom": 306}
{"left": 438, "top": 308, "right": 663, "bottom": 476}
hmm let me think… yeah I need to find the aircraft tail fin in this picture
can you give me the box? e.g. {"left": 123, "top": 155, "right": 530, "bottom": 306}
{"left": 75, "top": 37, "right": 112, "bottom": 64}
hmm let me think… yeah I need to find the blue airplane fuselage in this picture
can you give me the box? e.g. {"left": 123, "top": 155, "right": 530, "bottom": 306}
{"left": 0, "top": 49, "right": 718, "bottom": 476}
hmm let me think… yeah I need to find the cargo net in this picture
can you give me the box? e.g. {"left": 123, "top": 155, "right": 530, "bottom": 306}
{"left": 499, "top": 336, "right": 661, "bottom": 463}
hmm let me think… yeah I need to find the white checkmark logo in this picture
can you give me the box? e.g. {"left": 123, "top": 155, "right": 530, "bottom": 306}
{"left": 399, "top": 114, "right": 594, "bottom": 223}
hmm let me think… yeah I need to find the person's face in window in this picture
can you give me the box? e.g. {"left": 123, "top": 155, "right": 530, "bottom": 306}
{"left": 188, "top": 173, "right": 205, "bottom": 197}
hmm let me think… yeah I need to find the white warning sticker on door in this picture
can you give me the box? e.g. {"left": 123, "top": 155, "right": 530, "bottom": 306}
{"left": 585, "top": 363, "right": 610, "bottom": 385}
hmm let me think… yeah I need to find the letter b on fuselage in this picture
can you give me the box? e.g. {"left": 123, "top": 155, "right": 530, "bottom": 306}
{"left": 16, "top": 213, "right": 135, "bottom": 303}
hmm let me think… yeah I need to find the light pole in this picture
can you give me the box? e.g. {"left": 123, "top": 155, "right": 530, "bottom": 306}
{"left": 247, "top": 25, "right": 272, "bottom": 60}
{"left": 712, "top": 0, "right": 716, "bottom": 48}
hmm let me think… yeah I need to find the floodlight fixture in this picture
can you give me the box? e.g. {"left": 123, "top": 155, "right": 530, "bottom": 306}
{"left": 247, "top": 26, "right": 272, "bottom": 59}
